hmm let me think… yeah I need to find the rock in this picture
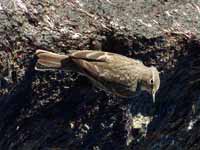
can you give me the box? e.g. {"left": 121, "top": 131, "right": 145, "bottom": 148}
{"left": 0, "top": 0, "right": 200, "bottom": 150}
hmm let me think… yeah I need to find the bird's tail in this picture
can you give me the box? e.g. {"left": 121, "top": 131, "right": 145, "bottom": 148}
{"left": 35, "top": 49, "right": 69, "bottom": 71}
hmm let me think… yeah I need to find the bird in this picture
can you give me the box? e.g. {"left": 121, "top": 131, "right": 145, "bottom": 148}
{"left": 35, "top": 49, "right": 160, "bottom": 102}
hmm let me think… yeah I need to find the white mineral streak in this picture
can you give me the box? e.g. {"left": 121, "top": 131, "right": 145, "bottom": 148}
{"left": 165, "top": 10, "right": 172, "bottom": 17}
{"left": 187, "top": 115, "right": 200, "bottom": 131}
{"left": 137, "top": 19, "right": 152, "bottom": 28}
{"left": 71, "top": 33, "right": 81, "bottom": 39}
{"left": 0, "top": 3, "right": 3, "bottom": 10}
{"left": 11, "top": 0, "right": 28, "bottom": 13}
{"left": 188, "top": 119, "right": 197, "bottom": 130}
{"left": 132, "top": 113, "right": 153, "bottom": 136}
{"left": 193, "top": 3, "right": 200, "bottom": 15}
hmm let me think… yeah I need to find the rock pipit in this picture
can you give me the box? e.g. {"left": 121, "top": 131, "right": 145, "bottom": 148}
{"left": 35, "top": 50, "right": 160, "bottom": 102}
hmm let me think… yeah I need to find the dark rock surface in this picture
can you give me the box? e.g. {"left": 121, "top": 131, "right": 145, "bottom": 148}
{"left": 0, "top": 0, "right": 200, "bottom": 150}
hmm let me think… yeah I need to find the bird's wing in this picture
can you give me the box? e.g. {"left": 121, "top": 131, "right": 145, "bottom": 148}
{"left": 69, "top": 50, "right": 144, "bottom": 65}
{"left": 69, "top": 50, "right": 115, "bottom": 62}
{"left": 69, "top": 50, "right": 141, "bottom": 97}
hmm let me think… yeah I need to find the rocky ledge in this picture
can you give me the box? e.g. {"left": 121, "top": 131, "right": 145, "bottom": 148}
{"left": 0, "top": 1, "right": 199, "bottom": 150}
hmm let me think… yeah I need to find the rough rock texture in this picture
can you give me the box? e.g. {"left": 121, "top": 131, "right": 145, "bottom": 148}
{"left": 0, "top": 0, "right": 200, "bottom": 150}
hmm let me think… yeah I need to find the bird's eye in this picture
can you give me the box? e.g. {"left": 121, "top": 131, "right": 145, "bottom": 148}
{"left": 150, "top": 79, "right": 153, "bottom": 84}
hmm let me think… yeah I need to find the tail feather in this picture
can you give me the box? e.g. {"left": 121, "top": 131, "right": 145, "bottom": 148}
{"left": 35, "top": 49, "right": 68, "bottom": 71}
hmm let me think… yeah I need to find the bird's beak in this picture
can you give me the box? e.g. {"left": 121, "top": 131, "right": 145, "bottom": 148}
{"left": 152, "top": 91, "right": 156, "bottom": 103}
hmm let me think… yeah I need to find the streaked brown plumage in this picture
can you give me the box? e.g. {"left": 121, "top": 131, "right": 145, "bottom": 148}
{"left": 35, "top": 49, "right": 160, "bottom": 102}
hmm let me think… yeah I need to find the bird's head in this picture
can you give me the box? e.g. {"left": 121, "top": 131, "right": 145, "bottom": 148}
{"left": 140, "top": 66, "right": 160, "bottom": 103}
{"left": 150, "top": 66, "right": 160, "bottom": 103}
